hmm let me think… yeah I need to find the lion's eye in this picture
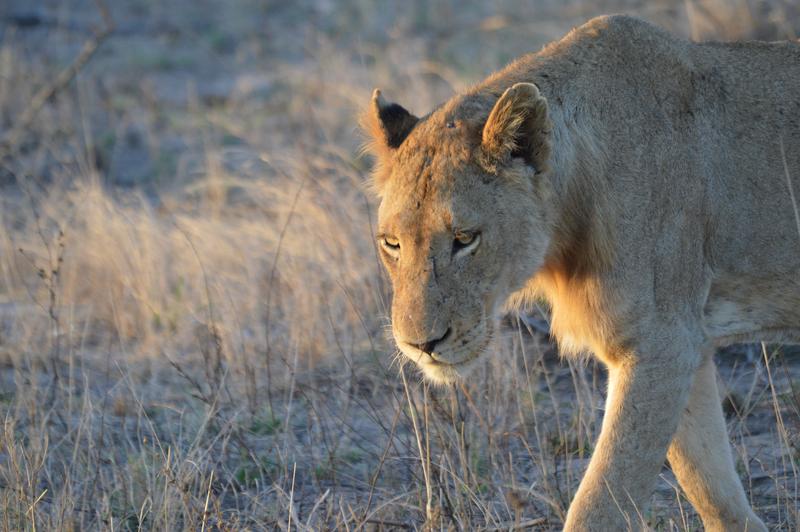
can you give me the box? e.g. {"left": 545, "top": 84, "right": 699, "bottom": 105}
{"left": 380, "top": 235, "right": 400, "bottom": 258}
{"left": 453, "top": 230, "right": 481, "bottom": 257}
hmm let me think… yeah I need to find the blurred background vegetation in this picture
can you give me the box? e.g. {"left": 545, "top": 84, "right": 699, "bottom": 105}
{"left": 0, "top": 0, "right": 798, "bottom": 530}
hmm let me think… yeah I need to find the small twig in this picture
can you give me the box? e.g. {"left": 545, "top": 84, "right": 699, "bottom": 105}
{"left": 779, "top": 137, "right": 800, "bottom": 240}
{"left": 360, "top": 403, "right": 403, "bottom": 528}
{"left": 0, "top": 0, "right": 114, "bottom": 159}
{"left": 200, "top": 470, "right": 214, "bottom": 532}
{"left": 364, "top": 518, "right": 412, "bottom": 529}
{"left": 172, "top": 220, "right": 227, "bottom": 399}
{"left": 483, "top": 517, "right": 547, "bottom": 530}
{"left": 287, "top": 462, "right": 297, "bottom": 531}
{"left": 165, "top": 352, "right": 211, "bottom": 405}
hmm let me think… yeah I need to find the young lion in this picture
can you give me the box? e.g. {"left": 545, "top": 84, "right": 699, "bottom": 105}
{"left": 363, "top": 14, "right": 800, "bottom": 531}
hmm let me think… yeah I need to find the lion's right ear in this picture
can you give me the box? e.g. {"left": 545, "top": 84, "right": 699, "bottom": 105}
{"left": 361, "top": 89, "right": 419, "bottom": 158}
{"left": 480, "top": 82, "right": 551, "bottom": 174}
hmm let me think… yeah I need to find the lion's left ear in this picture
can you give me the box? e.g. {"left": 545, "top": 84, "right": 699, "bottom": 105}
{"left": 361, "top": 89, "right": 419, "bottom": 158}
{"left": 480, "top": 82, "right": 551, "bottom": 174}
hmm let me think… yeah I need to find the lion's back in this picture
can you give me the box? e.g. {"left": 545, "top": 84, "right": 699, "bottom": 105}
{"left": 510, "top": 16, "right": 800, "bottom": 338}
{"left": 589, "top": 18, "right": 800, "bottom": 344}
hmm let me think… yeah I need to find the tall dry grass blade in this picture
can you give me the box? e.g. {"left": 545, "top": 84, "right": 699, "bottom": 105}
{"left": 400, "top": 367, "right": 433, "bottom": 523}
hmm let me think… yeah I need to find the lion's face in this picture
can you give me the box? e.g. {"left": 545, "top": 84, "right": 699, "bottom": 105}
{"left": 365, "top": 84, "right": 553, "bottom": 384}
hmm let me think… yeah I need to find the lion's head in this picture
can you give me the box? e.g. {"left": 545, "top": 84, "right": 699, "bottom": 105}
{"left": 363, "top": 82, "right": 556, "bottom": 384}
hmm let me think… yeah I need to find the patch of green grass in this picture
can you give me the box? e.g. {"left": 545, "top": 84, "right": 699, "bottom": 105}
{"left": 235, "top": 456, "right": 279, "bottom": 488}
{"left": 249, "top": 415, "right": 281, "bottom": 436}
{"left": 128, "top": 48, "right": 196, "bottom": 72}
{"left": 221, "top": 133, "right": 244, "bottom": 147}
{"left": 209, "top": 31, "right": 236, "bottom": 55}
{"left": 343, "top": 449, "right": 362, "bottom": 464}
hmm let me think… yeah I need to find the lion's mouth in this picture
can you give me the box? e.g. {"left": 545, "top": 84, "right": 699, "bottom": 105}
{"left": 427, "top": 350, "right": 479, "bottom": 367}
{"left": 399, "top": 327, "right": 493, "bottom": 384}
{"left": 401, "top": 336, "right": 483, "bottom": 367}
{"left": 394, "top": 319, "right": 495, "bottom": 384}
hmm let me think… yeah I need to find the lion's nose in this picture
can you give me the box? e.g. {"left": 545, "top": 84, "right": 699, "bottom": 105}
{"left": 409, "top": 328, "right": 451, "bottom": 354}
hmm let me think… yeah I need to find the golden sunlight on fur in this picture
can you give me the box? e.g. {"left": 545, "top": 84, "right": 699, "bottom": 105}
{"left": 365, "top": 15, "right": 799, "bottom": 531}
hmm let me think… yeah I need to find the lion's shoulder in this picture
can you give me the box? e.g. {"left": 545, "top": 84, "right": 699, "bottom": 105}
{"left": 556, "top": 14, "right": 681, "bottom": 54}
{"left": 578, "top": 14, "right": 667, "bottom": 36}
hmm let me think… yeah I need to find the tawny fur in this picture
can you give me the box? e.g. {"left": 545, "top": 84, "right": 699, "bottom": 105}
{"left": 363, "top": 14, "right": 799, "bottom": 531}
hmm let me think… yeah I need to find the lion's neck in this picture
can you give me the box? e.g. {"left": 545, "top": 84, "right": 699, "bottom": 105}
{"left": 527, "top": 91, "right": 617, "bottom": 358}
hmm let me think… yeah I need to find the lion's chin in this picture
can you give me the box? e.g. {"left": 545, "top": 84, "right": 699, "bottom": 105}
{"left": 413, "top": 352, "right": 484, "bottom": 385}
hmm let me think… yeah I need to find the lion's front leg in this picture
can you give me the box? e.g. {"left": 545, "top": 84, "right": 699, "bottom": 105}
{"left": 563, "top": 337, "right": 699, "bottom": 531}
{"left": 667, "top": 357, "right": 767, "bottom": 532}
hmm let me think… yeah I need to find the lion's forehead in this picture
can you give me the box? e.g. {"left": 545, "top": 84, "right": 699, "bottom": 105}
{"left": 393, "top": 102, "right": 481, "bottom": 174}
{"left": 379, "top": 173, "right": 487, "bottom": 239}
{"left": 379, "top": 184, "right": 453, "bottom": 235}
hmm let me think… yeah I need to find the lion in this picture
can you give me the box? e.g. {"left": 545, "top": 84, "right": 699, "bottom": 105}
{"left": 362, "top": 14, "right": 800, "bottom": 531}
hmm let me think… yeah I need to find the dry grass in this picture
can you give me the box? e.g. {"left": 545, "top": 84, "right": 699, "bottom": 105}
{"left": 0, "top": 0, "right": 798, "bottom": 529}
